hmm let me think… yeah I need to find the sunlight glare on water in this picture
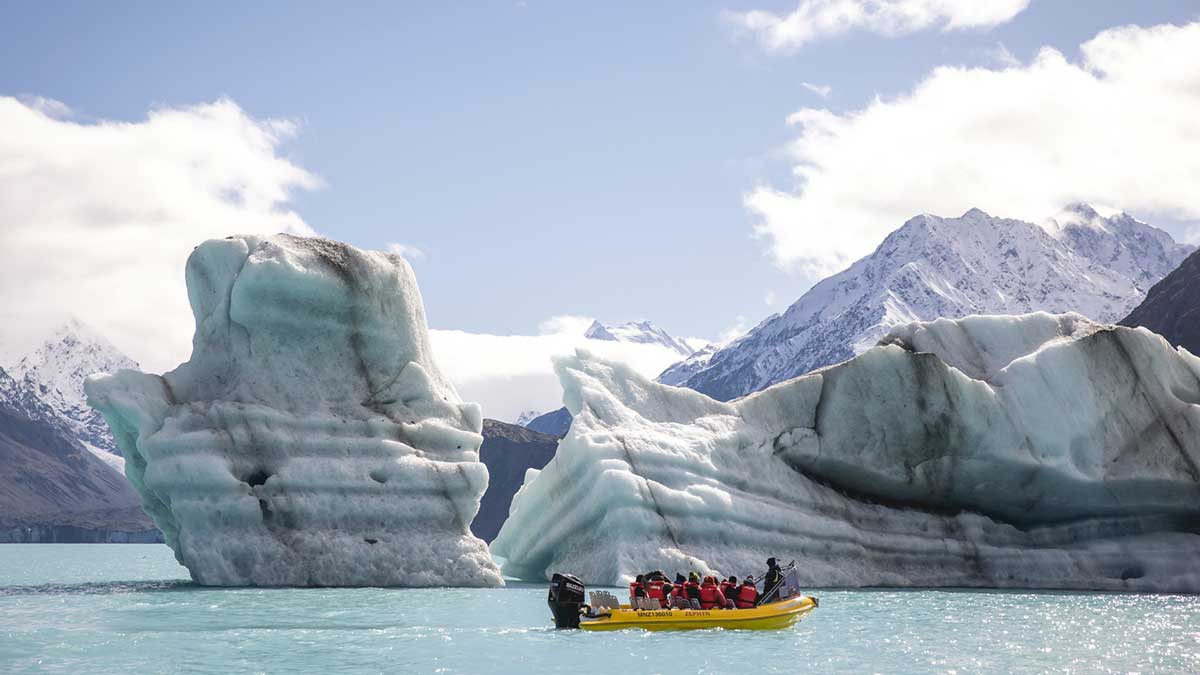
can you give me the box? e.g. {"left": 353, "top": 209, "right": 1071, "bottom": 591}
{"left": 1, "top": 545, "right": 1198, "bottom": 674}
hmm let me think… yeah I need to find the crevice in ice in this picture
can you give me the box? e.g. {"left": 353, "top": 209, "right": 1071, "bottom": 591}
{"left": 619, "top": 437, "right": 682, "bottom": 549}
{"left": 1106, "top": 331, "right": 1200, "bottom": 482}
{"left": 257, "top": 498, "right": 274, "bottom": 523}
{"left": 368, "top": 469, "right": 388, "bottom": 484}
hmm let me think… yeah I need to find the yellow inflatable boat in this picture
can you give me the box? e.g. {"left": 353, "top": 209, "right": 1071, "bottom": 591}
{"left": 547, "top": 572, "right": 819, "bottom": 631}
{"left": 578, "top": 594, "right": 817, "bottom": 631}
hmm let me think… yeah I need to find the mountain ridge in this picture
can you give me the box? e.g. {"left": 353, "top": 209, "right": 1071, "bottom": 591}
{"left": 671, "top": 205, "right": 1192, "bottom": 400}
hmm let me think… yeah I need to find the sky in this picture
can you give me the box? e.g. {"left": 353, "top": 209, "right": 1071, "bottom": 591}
{"left": 2, "top": 0, "right": 1200, "bottom": 421}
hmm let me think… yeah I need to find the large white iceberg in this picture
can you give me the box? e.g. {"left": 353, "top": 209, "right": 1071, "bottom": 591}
{"left": 492, "top": 312, "right": 1200, "bottom": 591}
{"left": 86, "top": 234, "right": 501, "bottom": 587}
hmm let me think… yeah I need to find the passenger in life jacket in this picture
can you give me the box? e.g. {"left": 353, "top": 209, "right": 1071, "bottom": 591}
{"left": 719, "top": 575, "right": 738, "bottom": 599}
{"left": 734, "top": 577, "right": 759, "bottom": 609}
{"left": 629, "top": 573, "right": 646, "bottom": 603}
{"left": 669, "top": 573, "right": 690, "bottom": 609}
{"left": 697, "top": 575, "right": 728, "bottom": 610}
{"left": 645, "top": 571, "right": 669, "bottom": 608}
{"left": 685, "top": 572, "right": 702, "bottom": 609}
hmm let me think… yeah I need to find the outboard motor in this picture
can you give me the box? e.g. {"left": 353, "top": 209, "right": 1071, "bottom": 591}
{"left": 547, "top": 573, "right": 586, "bottom": 629}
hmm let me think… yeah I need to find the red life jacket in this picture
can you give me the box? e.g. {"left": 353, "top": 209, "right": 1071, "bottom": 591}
{"left": 646, "top": 580, "right": 668, "bottom": 607}
{"left": 671, "top": 582, "right": 687, "bottom": 599}
{"left": 735, "top": 583, "right": 757, "bottom": 609}
{"left": 719, "top": 581, "right": 736, "bottom": 597}
{"left": 697, "top": 583, "right": 725, "bottom": 610}
{"left": 629, "top": 581, "right": 643, "bottom": 601}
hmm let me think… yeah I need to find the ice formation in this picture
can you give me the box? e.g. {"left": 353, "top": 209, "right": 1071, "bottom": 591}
{"left": 492, "top": 312, "right": 1200, "bottom": 591}
{"left": 86, "top": 234, "right": 501, "bottom": 587}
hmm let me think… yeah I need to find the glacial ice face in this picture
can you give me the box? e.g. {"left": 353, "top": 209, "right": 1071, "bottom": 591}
{"left": 492, "top": 312, "right": 1200, "bottom": 591}
{"left": 86, "top": 234, "right": 501, "bottom": 587}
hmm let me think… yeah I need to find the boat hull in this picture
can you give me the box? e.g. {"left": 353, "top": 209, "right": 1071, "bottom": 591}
{"left": 578, "top": 595, "right": 817, "bottom": 631}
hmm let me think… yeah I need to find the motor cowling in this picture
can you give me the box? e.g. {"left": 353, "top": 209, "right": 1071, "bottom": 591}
{"left": 547, "top": 573, "right": 586, "bottom": 629}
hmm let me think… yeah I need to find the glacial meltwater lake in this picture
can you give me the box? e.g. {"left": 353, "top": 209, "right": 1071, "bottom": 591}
{"left": 2, "top": 545, "right": 1198, "bottom": 674}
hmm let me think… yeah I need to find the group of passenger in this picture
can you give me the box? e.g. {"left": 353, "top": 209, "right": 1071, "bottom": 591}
{"left": 628, "top": 558, "right": 785, "bottom": 610}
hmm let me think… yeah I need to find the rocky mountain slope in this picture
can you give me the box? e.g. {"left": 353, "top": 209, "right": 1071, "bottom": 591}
{"left": 673, "top": 205, "right": 1192, "bottom": 401}
{"left": 471, "top": 419, "right": 560, "bottom": 542}
{"left": 0, "top": 366, "right": 155, "bottom": 542}
{"left": 520, "top": 407, "right": 572, "bottom": 437}
{"left": 1120, "top": 248, "right": 1200, "bottom": 354}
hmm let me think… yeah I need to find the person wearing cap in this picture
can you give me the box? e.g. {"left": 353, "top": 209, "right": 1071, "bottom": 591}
{"left": 685, "top": 572, "right": 702, "bottom": 609}
{"left": 669, "top": 573, "right": 689, "bottom": 608}
{"left": 760, "top": 558, "right": 783, "bottom": 604}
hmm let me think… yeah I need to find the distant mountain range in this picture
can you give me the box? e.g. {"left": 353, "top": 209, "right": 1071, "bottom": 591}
{"left": 584, "top": 319, "right": 696, "bottom": 357}
{"left": 669, "top": 205, "right": 1192, "bottom": 400}
{"left": 521, "top": 407, "right": 572, "bottom": 437}
{"left": 0, "top": 321, "right": 156, "bottom": 541}
{"left": 516, "top": 319, "right": 698, "bottom": 432}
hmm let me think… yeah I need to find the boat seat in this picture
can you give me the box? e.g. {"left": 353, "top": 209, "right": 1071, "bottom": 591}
{"left": 592, "top": 590, "right": 620, "bottom": 610}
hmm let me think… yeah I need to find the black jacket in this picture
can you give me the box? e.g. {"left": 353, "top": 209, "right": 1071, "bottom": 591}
{"left": 760, "top": 566, "right": 783, "bottom": 603}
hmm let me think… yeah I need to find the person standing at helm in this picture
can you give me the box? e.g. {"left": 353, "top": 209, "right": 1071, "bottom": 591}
{"left": 760, "top": 558, "right": 784, "bottom": 604}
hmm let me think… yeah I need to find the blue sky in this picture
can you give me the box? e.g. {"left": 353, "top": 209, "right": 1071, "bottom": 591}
{"left": 3, "top": 1, "right": 1200, "bottom": 419}
{"left": 3, "top": 0, "right": 1194, "bottom": 341}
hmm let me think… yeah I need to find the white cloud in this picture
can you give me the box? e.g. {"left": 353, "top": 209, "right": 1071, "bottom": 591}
{"left": 717, "top": 316, "right": 751, "bottom": 345}
{"left": 429, "top": 323, "right": 685, "bottom": 423}
{"left": 536, "top": 314, "right": 595, "bottom": 335}
{"left": 801, "top": 82, "right": 833, "bottom": 98}
{"left": 386, "top": 242, "right": 426, "bottom": 261}
{"left": 729, "top": 0, "right": 1029, "bottom": 51}
{"left": 0, "top": 97, "right": 319, "bottom": 371}
{"left": 750, "top": 20, "right": 1200, "bottom": 276}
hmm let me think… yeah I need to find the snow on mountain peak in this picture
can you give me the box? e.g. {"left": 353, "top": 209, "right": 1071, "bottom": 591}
{"left": 9, "top": 318, "right": 138, "bottom": 455}
{"left": 583, "top": 319, "right": 695, "bottom": 357}
{"left": 675, "top": 205, "right": 1193, "bottom": 401}
{"left": 514, "top": 409, "right": 542, "bottom": 427}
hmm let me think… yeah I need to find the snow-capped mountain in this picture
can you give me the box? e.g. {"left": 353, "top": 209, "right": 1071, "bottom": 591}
{"left": 584, "top": 320, "right": 695, "bottom": 357}
{"left": 675, "top": 205, "right": 1193, "bottom": 401}
{"left": 8, "top": 319, "right": 137, "bottom": 457}
{"left": 514, "top": 409, "right": 542, "bottom": 427}
{"left": 656, "top": 343, "right": 717, "bottom": 386}
{"left": 0, "top": 364, "right": 154, "bottom": 540}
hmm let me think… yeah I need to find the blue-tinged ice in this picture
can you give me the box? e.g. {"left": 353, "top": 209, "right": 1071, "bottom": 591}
{"left": 492, "top": 312, "right": 1200, "bottom": 591}
{"left": 86, "top": 234, "right": 501, "bottom": 587}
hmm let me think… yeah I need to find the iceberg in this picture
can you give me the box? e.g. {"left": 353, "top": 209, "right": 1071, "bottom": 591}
{"left": 491, "top": 312, "right": 1200, "bottom": 591}
{"left": 85, "top": 234, "right": 501, "bottom": 587}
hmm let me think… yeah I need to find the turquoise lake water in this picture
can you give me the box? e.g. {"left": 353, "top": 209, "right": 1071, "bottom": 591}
{"left": 2, "top": 545, "right": 1198, "bottom": 674}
